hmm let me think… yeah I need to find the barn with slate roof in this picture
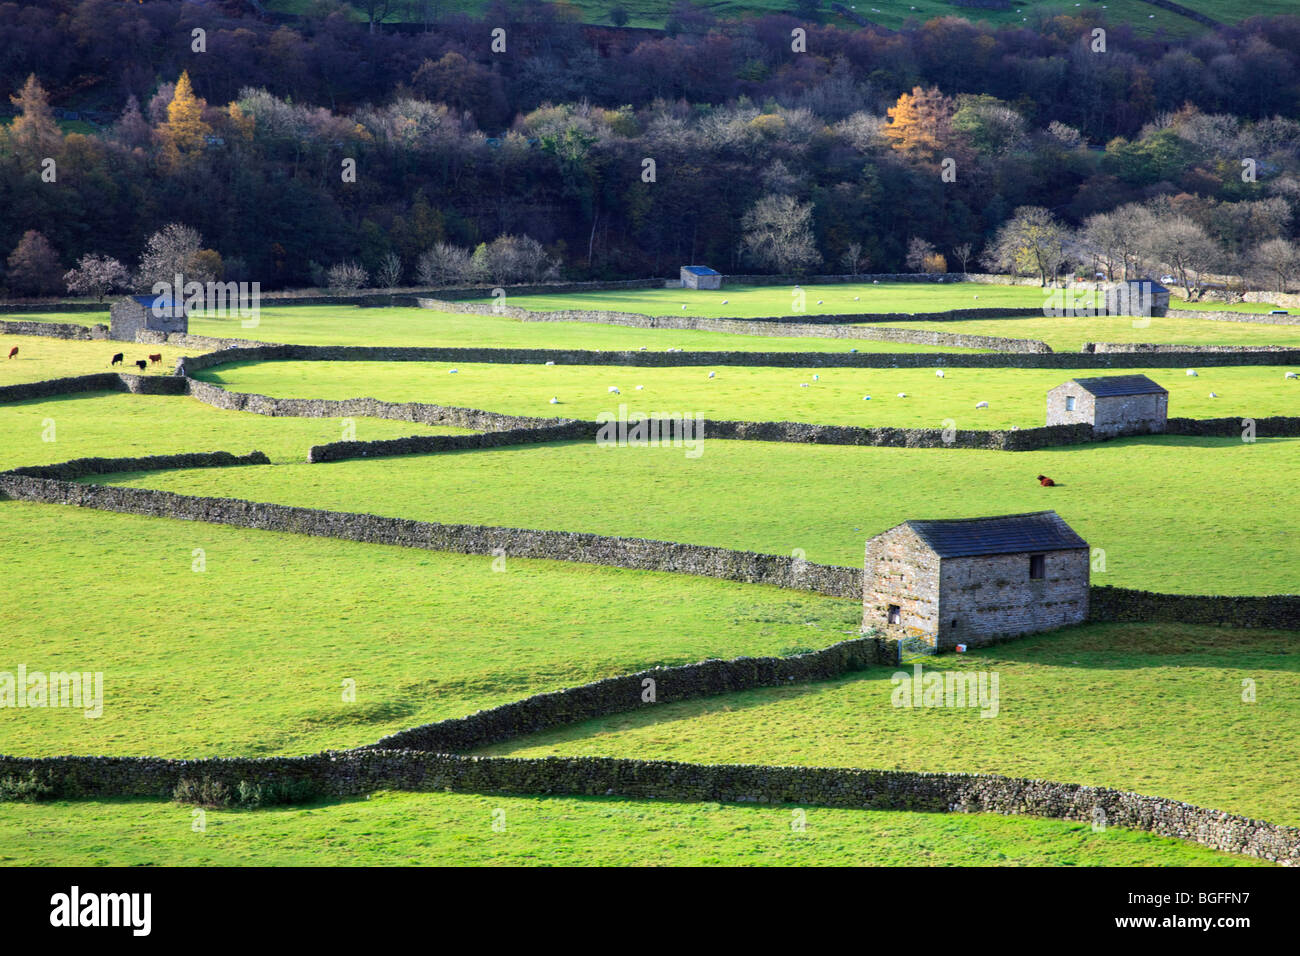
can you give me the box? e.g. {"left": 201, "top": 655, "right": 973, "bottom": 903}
{"left": 1046, "top": 374, "right": 1169, "bottom": 436}
{"left": 864, "top": 511, "right": 1090, "bottom": 649}
{"left": 680, "top": 265, "right": 722, "bottom": 290}
{"left": 109, "top": 293, "right": 188, "bottom": 342}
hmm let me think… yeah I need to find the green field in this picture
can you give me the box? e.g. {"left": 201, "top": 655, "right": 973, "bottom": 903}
{"left": 481, "top": 622, "right": 1300, "bottom": 827}
{"left": 0, "top": 791, "right": 1259, "bottom": 866}
{"left": 0, "top": 337, "right": 199, "bottom": 385}
{"left": 0, "top": 503, "right": 855, "bottom": 757}
{"left": 94, "top": 434, "right": 1300, "bottom": 595}
{"left": 0, "top": 392, "right": 467, "bottom": 469}
{"left": 196, "top": 359, "right": 1300, "bottom": 429}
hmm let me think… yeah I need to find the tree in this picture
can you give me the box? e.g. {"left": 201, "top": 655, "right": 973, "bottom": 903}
{"left": 375, "top": 253, "right": 403, "bottom": 289}
{"left": 952, "top": 242, "right": 974, "bottom": 275}
{"left": 840, "top": 242, "right": 869, "bottom": 275}
{"left": 326, "top": 262, "right": 369, "bottom": 292}
{"left": 1145, "top": 215, "right": 1220, "bottom": 298}
{"left": 416, "top": 244, "right": 473, "bottom": 286}
{"left": 6, "top": 231, "right": 61, "bottom": 296}
{"left": 158, "top": 71, "right": 212, "bottom": 167}
{"left": 137, "top": 224, "right": 211, "bottom": 290}
{"left": 740, "top": 195, "right": 822, "bottom": 274}
{"left": 7, "top": 74, "right": 60, "bottom": 158}
{"left": 982, "top": 207, "right": 1072, "bottom": 286}
{"left": 471, "top": 236, "right": 560, "bottom": 284}
{"left": 64, "top": 254, "right": 130, "bottom": 302}
{"left": 882, "top": 86, "right": 955, "bottom": 159}
{"left": 1252, "top": 238, "right": 1300, "bottom": 294}
{"left": 905, "top": 237, "right": 937, "bottom": 273}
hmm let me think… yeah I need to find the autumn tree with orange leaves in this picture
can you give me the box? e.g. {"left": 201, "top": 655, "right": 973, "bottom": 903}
{"left": 882, "top": 86, "right": 956, "bottom": 159}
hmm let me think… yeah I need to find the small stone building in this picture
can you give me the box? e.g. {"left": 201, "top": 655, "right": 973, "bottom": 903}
{"left": 1105, "top": 278, "right": 1170, "bottom": 317}
{"left": 680, "top": 266, "right": 722, "bottom": 290}
{"left": 1046, "top": 374, "right": 1168, "bottom": 437}
{"left": 864, "top": 511, "right": 1090, "bottom": 650}
{"left": 109, "top": 294, "right": 188, "bottom": 342}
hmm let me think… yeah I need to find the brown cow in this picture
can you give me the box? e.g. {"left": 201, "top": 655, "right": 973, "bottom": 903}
{"left": 1037, "top": 474, "right": 1056, "bottom": 487}
{"left": 6, "top": 346, "right": 16, "bottom": 359}
{"left": 148, "top": 353, "right": 162, "bottom": 364}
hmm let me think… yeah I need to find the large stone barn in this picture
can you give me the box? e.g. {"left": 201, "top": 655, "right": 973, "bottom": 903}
{"left": 863, "top": 511, "right": 1090, "bottom": 650}
{"left": 680, "top": 266, "right": 722, "bottom": 290}
{"left": 1105, "top": 277, "right": 1170, "bottom": 317}
{"left": 109, "top": 294, "right": 188, "bottom": 342}
{"left": 1046, "top": 374, "right": 1169, "bottom": 437}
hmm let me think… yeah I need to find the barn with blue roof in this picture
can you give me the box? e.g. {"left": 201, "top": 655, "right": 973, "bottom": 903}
{"left": 109, "top": 293, "right": 189, "bottom": 342}
{"left": 680, "top": 265, "right": 722, "bottom": 290}
{"left": 864, "top": 510, "right": 1090, "bottom": 649}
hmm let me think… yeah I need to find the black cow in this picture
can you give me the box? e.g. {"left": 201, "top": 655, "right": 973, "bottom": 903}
{"left": 110, "top": 353, "right": 124, "bottom": 366}
{"left": 135, "top": 359, "right": 148, "bottom": 371}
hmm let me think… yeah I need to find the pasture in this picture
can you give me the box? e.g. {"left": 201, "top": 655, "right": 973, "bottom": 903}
{"left": 0, "top": 791, "right": 1260, "bottom": 867}
{"left": 95, "top": 434, "right": 1300, "bottom": 595}
{"left": 0, "top": 337, "right": 197, "bottom": 385}
{"left": 196, "top": 359, "right": 1300, "bottom": 429}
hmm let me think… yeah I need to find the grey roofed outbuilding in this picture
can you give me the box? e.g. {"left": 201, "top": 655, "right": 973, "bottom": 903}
{"left": 1069, "top": 374, "right": 1168, "bottom": 398}
{"left": 901, "top": 511, "right": 1088, "bottom": 558}
{"left": 682, "top": 266, "right": 720, "bottom": 275}
{"left": 130, "top": 293, "right": 180, "bottom": 312}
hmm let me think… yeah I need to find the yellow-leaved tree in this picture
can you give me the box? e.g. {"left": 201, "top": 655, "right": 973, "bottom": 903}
{"left": 159, "top": 71, "right": 211, "bottom": 167}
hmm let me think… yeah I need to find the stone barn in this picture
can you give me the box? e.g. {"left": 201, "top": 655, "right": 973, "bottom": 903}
{"left": 680, "top": 266, "right": 722, "bottom": 290}
{"left": 1105, "top": 277, "right": 1170, "bottom": 317}
{"left": 863, "top": 511, "right": 1090, "bottom": 650}
{"left": 109, "top": 294, "right": 188, "bottom": 342}
{"left": 1046, "top": 374, "right": 1168, "bottom": 437}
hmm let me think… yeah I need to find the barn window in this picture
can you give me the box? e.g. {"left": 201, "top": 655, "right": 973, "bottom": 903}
{"left": 1029, "top": 554, "right": 1046, "bottom": 579}
{"left": 887, "top": 605, "right": 901, "bottom": 625}
{"left": 1065, "top": 395, "right": 1076, "bottom": 412}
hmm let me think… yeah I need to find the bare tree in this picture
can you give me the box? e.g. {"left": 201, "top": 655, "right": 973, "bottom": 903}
{"left": 1251, "top": 238, "right": 1300, "bottom": 294}
{"left": 1145, "top": 216, "right": 1220, "bottom": 298}
{"left": 375, "top": 252, "right": 403, "bottom": 289}
{"left": 904, "top": 237, "right": 937, "bottom": 273}
{"left": 64, "top": 254, "right": 130, "bottom": 302}
{"left": 952, "top": 242, "right": 974, "bottom": 275}
{"left": 739, "top": 194, "right": 822, "bottom": 274}
{"left": 326, "top": 261, "right": 369, "bottom": 293}
{"left": 136, "top": 223, "right": 214, "bottom": 290}
{"left": 416, "top": 243, "right": 473, "bottom": 286}
{"left": 840, "top": 242, "right": 869, "bottom": 275}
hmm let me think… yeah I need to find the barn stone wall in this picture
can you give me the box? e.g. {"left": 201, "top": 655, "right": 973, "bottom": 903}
{"left": 937, "top": 549, "right": 1090, "bottom": 648}
{"left": 863, "top": 525, "right": 940, "bottom": 640}
{"left": 1091, "top": 391, "right": 1169, "bottom": 436}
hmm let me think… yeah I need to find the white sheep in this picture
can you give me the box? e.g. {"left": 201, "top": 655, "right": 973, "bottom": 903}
{"left": 549, "top": 397, "right": 559, "bottom": 404}
{"left": 975, "top": 401, "right": 989, "bottom": 409}
{"left": 635, "top": 385, "right": 644, "bottom": 390}
{"left": 1286, "top": 372, "right": 1298, "bottom": 379}
{"left": 862, "top": 395, "right": 871, "bottom": 401}
{"left": 681, "top": 304, "right": 687, "bottom": 310}
{"left": 800, "top": 383, "right": 810, "bottom": 388}
{"left": 1186, "top": 369, "right": 1198, "bottom": 376}
{"left": 935, "top": 369, "right": 945, "bottom": 378}
{"left": 850, "top": 348, "right": 858, "bottom": 353}
{"left": 817, "top": 299, "right": 824, "bottom": 305}
{"left": 708, "top": 371, "right": 716, "bottom": 379}
{"left": 897, "top": 392, "right": 907, "bottom": 398}
{"left": 545, "top": 360, "right": 555, "bottom": 366}
{"left": 853, "top": 296, "right": 860, "bottom": 301}
{"left": 608, "top": 386, "right": 620, "bottom": 394}
{"left": 721, "top": 299, "right": 728, "bottom": 305}
{"left": 449, "top": 368, "right": 458, "bottom": 374}
{"left": 812, "top": 374, "right": 819, "bottom": 381}
{"left": 1209, "top": 392, "right": 1218, "bottom": 398}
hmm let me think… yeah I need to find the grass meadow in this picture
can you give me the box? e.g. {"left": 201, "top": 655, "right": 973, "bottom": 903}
{"left": 481, "top": 621, "right": 1300, "bottom": 827}
{"left": 96, "top": 434, "right": 1300, "bottom": 595}
{"left": 196, "top": 359, "right": 1300, "bottom": 429}
{"left": 0, "top": 337, "right": 199, "bottom": 385}
{"left": 0, "top": 790, "right": 1261, "bottom": 867}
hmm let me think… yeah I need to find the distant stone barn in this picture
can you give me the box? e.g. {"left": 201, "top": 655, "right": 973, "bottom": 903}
{"left": 680, "top": 266, "right": 722, "bottom": 290}
{"left": 1105, "top": 278, "right": 1170, "bottom": 317}
{"left": 1047, "top": 374, "right": 1169, "bottom": 437}
{"left": 863, "top": 511, "right": 1090, "bottom": 650}
{"left": 109, "top": 294, "right": 188, "bottom": 342}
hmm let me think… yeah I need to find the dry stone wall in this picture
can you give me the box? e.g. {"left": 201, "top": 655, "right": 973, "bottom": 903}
{"left": 0, "top": 372, "right": 187, "bottom": 404}
{"left": 1090, "top": 585, "right": 1300, "bottom": 629}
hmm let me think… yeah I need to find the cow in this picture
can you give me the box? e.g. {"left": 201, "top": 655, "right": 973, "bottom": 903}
{"left": 135, "top": 359, "right": 148, "bottom": 371}
{"left": 1037, "top": 474, "right": 1056, "bottom": 487}
{"left": 148, "top": 353, "right": 162, "bottom": 364}
{"left": 110, "top": 353, "right": 124, "bottom": 366}
{"left": 6, "top": 346, "right": 16, "bottom": 359}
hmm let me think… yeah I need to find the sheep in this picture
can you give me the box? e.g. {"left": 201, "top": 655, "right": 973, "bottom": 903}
{"left": 608, "top": 386, "right": 620, "bottom": 394}
{"left": 708, "top": 371, "right": 716, "bottom": 379}
{"left": 849, "top": 348, "right": 858, "bottom": 353}
{"left": 6, "top": 346, "right": 16, "bottom": 359}
{"left": 110, "top": 353, "right": 124, "bottom": 366}
{"left": 545, "top": 360, "right": 555, "bottom": 366}
{"left": 897, "top": 392, "right": 907, "bottom": 398}
{"left": 681, "top": 304, "right": 687, "bottom": 310}
{"left": 1037, "top": 475, "right": 1056, "bottom": 487}
{"left": 800, "top": 383, "right": 810, "bottom": 388}
{"left": 549, "top": 397, "right": 559, "bottom": 404}
{"left": 853, "top": 296, "right": 860, "bottom": 301}
{"left": 816, "top": 299, "right": 823, "bottom": 305}
{"left": 935, "top": 369, "right": 944, "bottom": 378}
{"left": 812, "top": 374, "right": 819, "bottom": 381}
{"left": 975, "top": 401, "right": 989, "bottom": 409}
{"left": 862, "top": 395, "right": 871, "bottom": 401}
{"left": 449, "top": 369, "right": 458, "bottom": 374}
{"left": 1186, "top": 369, "right": 1198, "bottom": 376}
{"left": 635, "top": 385, "right": 644, "bottom": 391}
{"left": 1286, "top": 372, "right": 1298, "bottom": 379}
{"left": 1209, "top": 392, "right": 1218, "bottom": 398}
{"left": 721, "top": 299, "right": 728, "bottom": 304}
